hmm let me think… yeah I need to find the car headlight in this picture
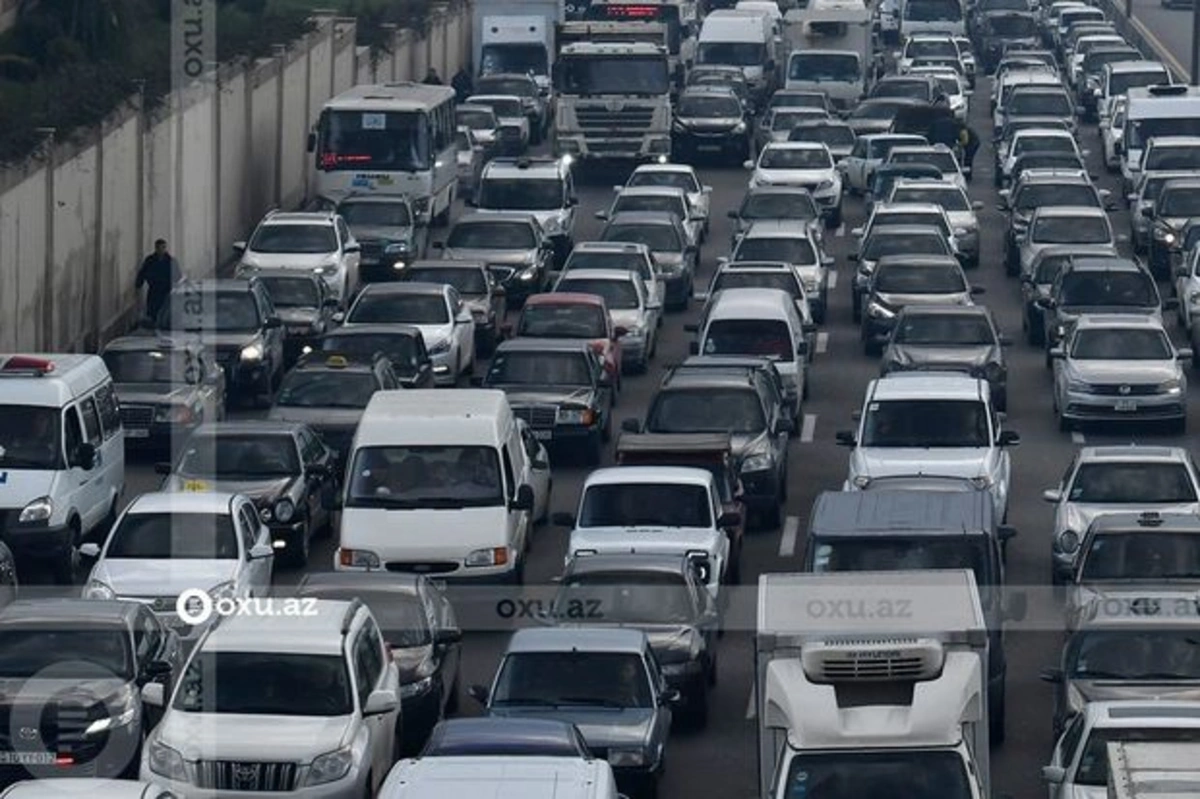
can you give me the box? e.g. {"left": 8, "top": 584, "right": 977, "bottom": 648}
{"left": 240, "top": 343, "right": 263, "bottom": 362}
{"left": 1159, "top": 378, "right": 1183, "bottom": 394}
{"left": 741, "top": 453, "right": 772, "bottom": 472}
{"left": 556, "top": 406, "right": 596, "bottom": 425}
{"left": 428, "top": 339, "right": 451, "bottom": 355}
{"left": 339, "top": 549, "right": 381, "bottom": 569}
{"left": 85, "top": 686, "right": 139, "bottom": 736}
{"left": 969, "top": 475, "right": 993, "bottom": 490}
{"left": 307, "top": 747, "right": 354, "bottom": 786}
{"left": 686, "top": 550, "right": 712, "bottom": 582}
{"left": 1156, "top": 227, "right": 1176, "bottom": 244}
{"left": 608, "top": 749, "right": 646, "bottom": 767}
{"left": 147, "top": 739, "right": 187, "bottom": 781}
{"left": 314, "top": 264, "right": 339, "bottom": 277}
{"left": 155, "top": 403, "right": 197, "bottom": 425}
{"left": 466, "top": 547, "right": 508, "bottom": 567}
{"left": 399, "top": 675, "right": 436, "bottom": 699}
{"left": 1066, "top": 379, "right": 1092, "bottom": 393}
{"left": 18, "top": 496, "right": 53, "bottom": 524}
{"left": 734, "top": 121, "right": 747, "bottom": 133}
{"left": 83, "top": 579, "right": 115, "bottom": 599}
{"left": 867, "top": 302, "right": 894, "bottom": 318}
{"left": 1058, "top": 529, "right": 1079, "bottom": 554}
{"left": 517, "top": 264, "right": 539, "bottom": 280}
{"left": 273, "top": 498, "right": 296, "bottom": 523}
{"left": 384, "top": 242, "right": 409, "bottom": 254}
{"left": 815, "top": 180, "right": 834, "bottom": 192}
{"left": 852, "top": 475, "right": 871, "bottom": 488}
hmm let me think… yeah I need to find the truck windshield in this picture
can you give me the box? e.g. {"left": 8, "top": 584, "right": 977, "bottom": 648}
{"left": 481, "top": 44, "right": 548, "bottom": 77}
{"left": 904, "top": 0, "right": 963, "bottom": 21}
{"left": 317, "top": 109, "right": 430, "bottom": 171}
{"left": 696, "top": 42, "right": 766, "bottom": 68}
{"left": 558, "top": 55, "right": 671, "bottom": 94}
{"left": 1129, "top": 116, "right": 1200, "bottom": 150}
{"left": 811, "top": 537, "right": 992, "bottom": 585}
{"left": 1108, "top": 70, "right": 1168, "bottom": 95}
{"left": 783, "top": 750, "right": 973, "bottom": 799}
{"left": 788, "top": 53, "right": 861, "bottom": 82}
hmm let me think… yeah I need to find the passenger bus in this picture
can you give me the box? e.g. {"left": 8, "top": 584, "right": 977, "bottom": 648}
{"left": 308, "top": 83, "right": 458, "bottom": 226}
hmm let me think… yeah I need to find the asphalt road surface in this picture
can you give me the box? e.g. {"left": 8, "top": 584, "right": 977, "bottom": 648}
{"left": 1122, "top": 0, "right": 1196, "bottom": 78}
{"left": 59, "top": 68, "right": 1196, "bottom": 799}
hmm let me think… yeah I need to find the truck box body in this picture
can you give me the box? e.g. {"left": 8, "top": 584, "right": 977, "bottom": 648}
{"left": 1108, "top": 742, "right": 1200, "bottom": 799}
{"left": 473, "top": 1, "right": 561, "bottom": 93}
{"left": 783, "top": 0, "right": 875, "bottom": 108}
{"left": 755, "top": 570, "right": 989, "bottom": 799}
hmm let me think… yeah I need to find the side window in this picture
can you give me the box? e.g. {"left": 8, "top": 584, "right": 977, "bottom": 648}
{"left": 95, "top": 382, "right": 121, "bottom": 439}
{"left": 353, "top": 622, "right": 386, "bottom": 707}
{"left": 135, "top": 608, "right": 164, "bottom": 664}
{"left": 501, "top": 447, "right": 516, "bottom": 499}
{"left": 1060, "top": 455, "right": 1079, "bottom": 491}
{"left": 520, "top": 426, "right": 540, "bottom": 460}
{"left": 1058, "top": 714, "right": 1086, "bottom": 768}
{"left": 79, "top": 397, "right": 102, "bottom": 446}
{"left": 337, "top": 218, "right": 351, "bottom": 245}
{"left": 238, "top": 504, "right": 260, "bottom": 553}
{"left": 851, "top": 139, "right": 867, "bottom": 158}
{"left": 64, "top": 407, "right": 83, "bottom": 459}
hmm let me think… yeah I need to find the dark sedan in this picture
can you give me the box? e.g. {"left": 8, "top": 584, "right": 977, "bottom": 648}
{"left": 315, "top": 324, "right": 436, "bottom": 388}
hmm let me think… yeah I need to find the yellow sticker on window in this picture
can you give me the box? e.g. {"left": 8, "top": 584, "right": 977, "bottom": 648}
{"left": 182, "top": 480, "right": 209, "bottom": 492}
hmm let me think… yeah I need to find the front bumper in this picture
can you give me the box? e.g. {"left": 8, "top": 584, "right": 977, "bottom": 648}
{"left": 556, "top": 133, "right": 671, "bottom": 162}
{"left": 739, "top": 468, "right": 783, "bottom": 506}
{"left": 522, "top": 423, "right": 603, "bottom": 448}
{"left": 0, "top": 515, "right": 73, "bottom": 559}
{"left": 143, "top": 765, "right": 369, "bottom": 799}
{"left": 0, "top": 718, "right": 142, "bottom": 784}
{"left": 1060, "top": 388, "right": 1185, "bottom": 422}
{"left": 620, "top": 335, "right": 648, "bottom": 368}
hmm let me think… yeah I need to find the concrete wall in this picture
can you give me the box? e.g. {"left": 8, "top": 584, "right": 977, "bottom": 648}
{"left": 0, "top": 3, "right": 473, "bottom": 353}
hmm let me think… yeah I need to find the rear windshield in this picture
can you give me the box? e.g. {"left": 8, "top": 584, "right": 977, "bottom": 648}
{"left": 702, "top": 319, "right": 794, "bottom": 359}
{"left": 1059, "top": 271, "right": 1156, "bottom": 306}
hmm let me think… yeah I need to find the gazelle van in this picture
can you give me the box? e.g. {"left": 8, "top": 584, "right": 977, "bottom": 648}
{"left": 335, "top": 389, "right": 536, "bottom": 583}
{"left": 0, "top": 354, "right": 125, "bottom": 583}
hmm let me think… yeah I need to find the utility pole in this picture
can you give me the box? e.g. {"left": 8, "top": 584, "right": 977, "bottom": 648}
{"left": 1193, "top": 0, "right": 1200, "bottom": 83}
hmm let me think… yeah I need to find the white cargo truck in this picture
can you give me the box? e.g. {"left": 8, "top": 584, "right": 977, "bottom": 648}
{"left": 473, "top": 0, "right": 561, "bottom": 97}
{"left": 755, "top": 569, "right": 990, "bottom": 799}
{"left": 783, "top": 0, "right": 877, "bottom": 112}
{"left": 1108, "top": 742, "right": 1200, "bottom": 799}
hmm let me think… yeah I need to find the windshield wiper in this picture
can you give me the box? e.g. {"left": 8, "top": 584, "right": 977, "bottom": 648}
{"left": 492, "top": 697, "right": 559, "bottom": 706}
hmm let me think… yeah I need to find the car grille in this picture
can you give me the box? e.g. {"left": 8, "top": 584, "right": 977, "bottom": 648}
{"left": 195, "top": 761, "right": 298, "bottom": 792}
{"left": 1088, "top": 383, "right": 1161, "bottom": 396}
{"left": 513, "top": 405, "right": 557, "bottom": 428}
{"left": 575, "top": 104, "right": 655, "bottom": 131}
{"left": 214, "top": 348, "right": 239, "bottom": 368}
{"left": 588, "top": 139, "right": 646, "bottom": 153}
{"left": 385, "top": 561, "right": 460, "bottom": 574}
{"left": 0, "top": 700, "right": 109, "bottom": 764}
{"left": 119, "top": 404, "right": 153, "bottom": 429}
{"left": 358, "top": 239, "right": 385, "bottom": 261}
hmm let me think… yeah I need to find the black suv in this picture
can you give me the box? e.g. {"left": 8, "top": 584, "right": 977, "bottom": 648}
{"left": 157, "top": 278, "right": 285, "bottom": 406}
{"left": 672, "top": 85, "right": 752, "bottom": 164}
{"left": 0, "top": 599, "right": 181, "bottom": 784}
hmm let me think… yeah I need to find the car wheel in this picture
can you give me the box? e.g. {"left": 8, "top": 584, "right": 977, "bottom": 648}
{"left": 52, "top": 520, "right": 80, "bottom": 586}
{"left": 990, "top": 686, "right": 1006, "bottom": 746}
{"left": 283, "top": 524, "right": 310, "bottom": 569}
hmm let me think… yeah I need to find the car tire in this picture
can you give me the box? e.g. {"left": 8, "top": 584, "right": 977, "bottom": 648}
{"left": 283, "top": 525, "right": 310, "bottom": 569}
{"left": 990, "top": 686, "right": 1006, "bottom": 746}
{"left": 52, "top": 520, "right": 80, "bottom": 586}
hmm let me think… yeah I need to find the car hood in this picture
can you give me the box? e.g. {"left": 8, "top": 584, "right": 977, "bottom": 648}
{"left": 113, "top": 383, "right": 198, "bottom": 404}
{"left": 350, "top": 321, "right": 453, "bottom": 346}
{"left": 570, "top": 527, "right": 722, "bottom": 556}
{"left": 163, "top": 475, "right": 295, "bottom": 505}
{"left": 850, "top": 448, "right": 991, "bottom": 480}
{"left": 487, "top": 707, "right": 653, "bottom": 749}
{"left": 887, "top": 344, "right": 996, "bottom": 369}
{"left": 240, "top": 253, "right": 335, "bottom": 270}
{"left": 1060, "top": 502, "right": 1200, "bottom": 540}
{"left": 1067, "top": 360, "right": 1179, "bottom": 383}
{"left": 501, "top": 387, "right": 595, "bottom": 406}
{"left": 349, "top": 224, "right": 414, "bottom": 243}
{"left": 159, "top": 712, "right": 354, "bottom": 761}
{"left": 755, "top": 168, "right": 835, "bottom": 185}
{"left": 442, "top": 248, "right": 534, "bottom": 264}
{"left": 678, "top": 116, "right": 743, "bottom": 129}
{"left": 91, "top": 559, "right": 241, "bottom": 596}
{"left": 277, "top": 307, "right": 321, "bottom": 326}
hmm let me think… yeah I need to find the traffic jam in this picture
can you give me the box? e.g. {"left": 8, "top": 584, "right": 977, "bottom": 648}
{"left": 3, "top": 0, "right": 1200, "bottom": 796}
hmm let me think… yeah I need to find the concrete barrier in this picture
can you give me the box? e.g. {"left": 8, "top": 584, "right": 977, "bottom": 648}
{"left": 1092, "top": 0, "right": 1190, "bottom": 81}
{"left": 0, "top": 3, "right": 473, "bottom": 354}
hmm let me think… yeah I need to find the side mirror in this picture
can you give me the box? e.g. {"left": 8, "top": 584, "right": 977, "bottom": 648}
{"left": 1180, "top": 348, "right": 1194, "bottom": 361}
{"left": 331, "top": 311, "right": 345, "bottom": 324}
{"left": 435, "top": 627, "right": 463, "bottom": 645}
{"left": 264, "top": 317, "right": 283, "bottom": 329}
{"left": 998, "top": 525, "right": 1018, "bottom": 542}
{"left": 323, "top": 297, "right": 340, "bottom": 308}
{"left": 73, "top": 443, "right": 96, "bottom": 471}
{"left": 1035, "top": 297, "right": 1055, "bottom": 310}
{"left": 363, "top": 688, "right": 399, "bottom": 716}
{"left": 249, "top": 542, "right": 274, "bottom": 559}
{"left": 821, "top": 255, "right": 835, "bottom": 267}
{"left": 1177, "top": 265, "right": 1191, "bottom": 278}
{"left": 851, "top": 409, "right": 862, "bottom": 421}
{"left": 79, "top": 542, "right": 102, "bottom": 559}
{"left": 1049, "top": 347, "right": 1065, "bottom": 359}
{"left": 972, "top": 200, "right": 984, "bottom": 210}
{"left": 141, "top": 682, "right": 165, "bottom": 707}
{"left": 970, "top": 285, "right": 985, "bottom": 295}
{"left": 594, "top": 210, "right": 609, "bottom": 220}
{"left": 154, "top": 461, "right": 173, "bottom": 476}
{"left": 143, "top": 659, "right": 172, "bottom": 679}
{"left": 796, "top": 340, "right": 809, "bottom": 356}
{"left": 621, "top": 418, "right": 642, "bottom": 433}
{"left": 851, "top": 227, "right": 864, "bottom": 237}
{"left": 613, "top": 326, "right": 628, "bottom": 338}
{"left": 661, "top": 687, "right": 682, "bottom": 705}
{"left": 998, "top": 430, "right": 1020, "bottom": 446}
{"left": 1141, "top": 206, "right": 1154, "bottom": 218}
{"left": 551, "top": 511, "right": 577, "bottom": 528}
{"left": 232, "top": 241, "right": 247, "bottom": 253}
{"left": 717, "top": 510, "right": 742, "bottom": 529}
{"left": 468, "top": 684, "right": 489, "bottom": 704}
{"left": 511, "top": 484, "right": 535, "bottom": 512}
{"left": 464, "top": 197, "right": 478, "bottom": 207}
{"left": 683, "top": 323, "right": 698, "bottom": 333}
{"left": 344, "top": 243, "right": 361, "bottom": 254}
{"left": 835, "top": 430, "right": 857, "bottom": 446}
{"left": 1042, "top": 766, "right": 1066, "bottom": 785}
{"left": 775, "top": 417, "right": 795, "bottom": 435}
{"left": 743, "top": 160, "right": 755, "bottom": 170}
{"left": 1040, "top": 667, "right": 1064, "bottom": 684}
{"left": 688, "top": 341, "right": 700, "bottom": 355}
{"left": 432, "top": 241, "right": 445, "bottom": 249}
{"left": 848, "top": 252, "right": 859, "bottom": 261}
{"left": 1043, "top": 488, "right": 1063, "bottom": 503}
{"left": 727, "top": 209, "right": 739, "bottom": 219}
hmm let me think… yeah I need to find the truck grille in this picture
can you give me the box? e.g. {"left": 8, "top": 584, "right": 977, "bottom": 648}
{"left": 358, "top": 239, "right": 385, "bottom": 262}
{"left": 385, "top": 561, "right": 460, "bottom": 574}
{"left": 513, "top": 405, "right": 557, "bottom": 428}
{"left": 195, "top": 761, "right": 298, "bottom": 792}
{"left": 1088, "top": 383, "right": 1160, "bottom": 396}
{"left": 575, "top": 104, "right": 655, "bottom": 130}
{"left": 119, "top": 404, "right": 153, "bottom": 428}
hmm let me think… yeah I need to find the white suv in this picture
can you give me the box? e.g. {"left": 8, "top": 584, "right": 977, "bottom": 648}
{"left": 141, "top": 599, "right": 401, "bottom": 797}
{"left": 235, "top": 211, "right": 361, "bottom": 304}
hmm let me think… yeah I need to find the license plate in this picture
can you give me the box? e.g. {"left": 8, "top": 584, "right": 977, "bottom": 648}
{"left": 533, "top": 429, "right": 553, "bottom": 440}
{"left": 125, "top": 429, "right": 149, "bottom": 439}
{"left": 696, "top": 144, "right": 721, "bottom": 152}
{"left": 182, "top": 479, "right": 210, "bottom": 492}
{"left": 1115, "top": 399, "right": 1137, "bottom": 411}
{"left": 361, "top": 257, "right": 380, "bottom": 266}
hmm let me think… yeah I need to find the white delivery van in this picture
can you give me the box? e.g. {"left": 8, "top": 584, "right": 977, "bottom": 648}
{"left": 783, "top": 0, "right": 875, "bottom": 110}
{"left": 697, "top": 10, "right": 780, "bottom": 103}
{"left": 336, "top": 389, "right": 536, "bottom": 583}
{"left": 0, "top": 354, "right": 125, "bottom": 583}
{"left": 379, "top": 756, "right": 621, "bottom": 799}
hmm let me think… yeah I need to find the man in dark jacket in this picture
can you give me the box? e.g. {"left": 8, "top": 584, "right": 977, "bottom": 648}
{"left": 135, "top": 239, "right": 181, "bottom": 323}
{"left": 451, "top": 66, "right": 473, "bottom": 102}
{"left": 927, "top": 113, "right": 961, "bottom": 148}
{"left": 959, "top": 123, "right": 981, "bottom": 180}
{"left": 423, "top": 67, "right": 442, "bottom": 85}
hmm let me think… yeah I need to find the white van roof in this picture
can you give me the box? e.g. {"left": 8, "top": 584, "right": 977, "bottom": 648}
{"left": 0, "top": 354, "right": 110, "bottom": 407}
{"left": 356, "top": 390, "right": 512, "bottom": 447}
{"left": 379, "top": 756, "right": 614, "bottom": 799}
{"left": 700, "top": 11, "right": 769, "bottom": 41}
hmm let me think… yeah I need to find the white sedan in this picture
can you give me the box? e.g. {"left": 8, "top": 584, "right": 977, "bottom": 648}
{"left": 622, "top": 163, "right": 713, "bottom": 239}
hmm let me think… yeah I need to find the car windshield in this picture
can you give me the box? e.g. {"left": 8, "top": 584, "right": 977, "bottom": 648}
{"left": 249, "top": 223, "right": 336, "bottom": 254}
{"left": 405, "top": 268, "right": 489, "bottom": 296}
{"left": 0, "top": 629, "right": 132, "bottom": 680}
{"left": 321, "top": 333, "right": 422, "bottom": 373}
{"left": 1160, "top": 188, "right": 1200, "bottom": 216}
{"left": 703, "top": 319, "right": 794, "bottom": 360}
{"left": 772, "top": 92, "right": 828, "bottom": 109}
{"left": 1013, "top": 135, "right": 1075, "bottom": 156}
{"left": 614, "top": 195, "right": 686, "bottom": 219}
{"left": 677, "top": 95, "right": 742, "bottom": 116}
{"left": 989, "top": 14, "right": 1036, "bottom": 34}
{"left": 563, "top": 273, "right": 643, "bottom": 308}
{"left": 863, "top": 232, "right": 950, "bottom": 259}
{"left": 1084, "top": 49, "right": 1138, "bottom": 72}
{"left": 275, "top": 370, "right": 379, "bottom": 409}
{"left": 1015, "top": 184, "right": 1097, "bottom": 211}
{"left": 601, "top": 223, "right": 681, "bottom": 252}
{"left": 740, "top": 192, "right": 819, "bottom": 220}
{"left": 176, "top": 434, "right": 300, "bottom": 478}
{"left": 174, "top": 652, "right": 353, "bottom": 716}
{"left": 628, "top": 171, "right": 700, "bottom": 193}
{"left": 812, "top": 537, "right": 990, "bottom": 585}
{"left": 1075, "top": 728, "right": 1200, "bottom": 786}
{"left": 457, "top": 108, "right": 496, "bottom": 130}
{"left": 889, "top": 150, "right": 958, "bottom": 172}
{"left": 159, "top": 292, "right": 261, "bottom": 332}
{"left": 1067, "top": 629, "right": 1200, "bottom": 680}
{"left": 1059, "top": 272, "right": 1155, "bottom": 306}
{"left": 1032, "top": 215, "right": 1110, "bottom": 244}
{"left": 891, "top": 187, "right": 969, "bottom": 210}
{"left": 486, "top": 351, "right": 592, "bottom": 386}
{"left": 873, "top": 81, "right": 930, "bottom": 100}
{"left": 1035, "top": 255, "right": 1071, "bottom": 283}
{"left": 566, "top": 251, "right": 649, "bottom": 279}
{"left": 259, "top": 276, "right": 321, "bottom": 308}
{"left": 1071, "top": 327, "right": 1172, "bottom": 360}
{"left": 735, "top": 237, "right": 817, "bottom": 265}
{"left": 1009, "top": 92, "right": 1072, "bottom": 116}
{"left": 647, "top": 388, "right": 767, "bottom": 434}
{"left": 477, "top": 78, "right": 534, "bottom": 97}
{"left": 1129, "top": 117, "right": 1200, "bottom": 150}
{"left": 907, "top": 40, "right": 958, "bottom": 59}
{"left": 852, "top": 101, "right": 908, "bottom": 120}
{"left": 348, "top": 293, "right": 448, "bottom": 325}
{"left": 579, "top": 483, "right": 713, "bottom": 528}
{"left": 696, "top": 41, "right": 765, "bottom": 67}
{"left": 713, "top": 271, "right": 801, "bottom": 298}
{"left": 0, "top": 405, "right": 62, "bottom": 470}
{"left": 1069, "top": 462, "right": 1197, "bottom": 502}
{"left": 478, "top": 179, "right": 564, "bottom": 211}
{"left": 788, "top": 52, "right": 861, "bottom": 81}
{"left": 791, "top": 125, "right": 857, "bottom": 146}
{"left": 348, "top": 445, "right": 504, "bottom": 508}
{"left": 447, "top": 221, "right": 535, "bottom": 250}
{"left": 337, "top": 201, "right": 411, "bottom": 228}
{"left": 1081, "top": 532, "right": 1200, "bottom": 580}
{"left": 861, "top": 399, "right": 990, "bottom": 447}
{"left": 760, "top": 147, "right": 833, "bottom": 169}
{"left": 493, "top": 652, "right": 652, "bottom": 708}
{"left": 105, "top": 512, "right": 240, "bottom": 559}
{"left": 875, "top": 263, "right": 965, "bottom": 292}
{"left": 870, "top": 138, "right": 925, "bottom": 158}
{"left": 518, "top": 305, "right": 608, "bottom": 338}
{"left": 103, "top": 349, "right": 197, "bottom": 384}
{"left": 473, "top": 97, "right": 522, "bottom": 117}
{"left": 553, "top": 573, "right": 697, "bottom": 624}
{"left": 894, "top": 313, "right": 994, "bottom": 344}
{"left": 783, "top": 751, "right": 972, "bottom": 799}
{"left": 1150, "top": 151, "right": 1200, "bottom": 174}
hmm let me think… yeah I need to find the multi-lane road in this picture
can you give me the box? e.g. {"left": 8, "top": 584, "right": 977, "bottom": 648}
{"left": 80, "top": 58, "right": 1200, "bottom": 798}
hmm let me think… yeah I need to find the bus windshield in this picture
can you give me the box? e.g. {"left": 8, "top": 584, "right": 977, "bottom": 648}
{"left": 318, "top": 109, "right": 430, "bottom": 171}
{"left": 557, "top": 55, "right": 672, "bottom": 95}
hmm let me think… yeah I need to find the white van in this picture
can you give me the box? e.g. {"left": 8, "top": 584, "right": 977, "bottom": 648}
{"left": 379, "top": 756, "right": 621, "bottom": 799}
{"left": 696, "top": 10, "right": 780, "bottom": 103}
{"left": 0, "top": 354, "right": 125, "bottom": 583}
{"left": 335, "top": 389, "right": 536, "bottom": 583}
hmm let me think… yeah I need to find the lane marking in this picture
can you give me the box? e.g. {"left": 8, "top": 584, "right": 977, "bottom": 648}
{"left": 834, "top": 224, "right": 846, "bottom": 237}
{"left": 827, "top": 270, "right": 838, "bottom": 290}
{"left": 1071, "top": 431, "right": 1085, "bottom": 444}
{"left": 801, "top": 413, "right": 817, "bottom": 443}
{"left": 746, "top": 688, "right": 757, "bottom": 719}
{"left": 779, "top": 515, "right": 800, "bottom": 557}
{"left": 816, "top": 332, "right": 829, "bottom": 354}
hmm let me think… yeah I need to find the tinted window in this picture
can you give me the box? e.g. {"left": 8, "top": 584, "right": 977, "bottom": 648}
{"left": 1032, "top": 215, "right": 1110, "bottom": 244}
{"left": 260, "top": 276, "right": 321, "bottom": 308}
{"left": 1013, "top": 135, "right": 1076, "bottom": 155}
{"left": 712, "top": 271, "right": 802, "bottom": 297}
{"left": 760, "top": 147, "right": 834, "bottom": 169}
{"left": 320, "top": 333, "right": 422, "bottom": 372}
{"left": 1014, "top": 184, "right": 1097, "bottom": 211}
{"left": 1160, "top": 188, "right": 1200, "bottom": 217}
{"left": 703, "top": 319, "right": 794, "bottom": 359}
{"left": 0, "top": 628, "right": 132, "bottom": 680}
{"left": 862, "top": 399, "right": 990, "bottom": 447}
{"left": 557, "top": 278, "right": 638, "bottom": 310}
{"left": 405, "top": 268, "right": 489, "bottom": 295}
{"left": 159, "top": 292, "right": 261, "bottom": 332}
{"left": 647, "top": 388, "right": 767, "bottom": 434}
{"left": 677, "top": 95, "right": 742, "bottom": 116}
{"left": 486, "top": 351, "right": 593, "bottom": 385}
{"left": 174, "top": 652, "right": 353, "bottom": 715}
{"left": 348, "top": 293, "right": 449, "bottom": 324}
{"left": 1070, "top": 328, "right": 1172, "bottom": 359}
{"left": 1081, "top": 532, "right": 1200, "bottom": 580}
{"left": 888, "top": 150, "right": 959, "bottom": 172}
{"left": 493, "top": 652, "right": 652, "bottom": 708}
{"left": 250, "top": 224, "right": 337, "bottom": 254}
{"left": 95, "top": 382, "right": 121, "bottom": 438}
{"left": 177, "top": 434, "right": 300, "bottom": 478}
{"left": 106, "top": 512, "right": 240, "bottom": 559}
{"left": 447, "top": 222, "right": 536, "bottom": 249}
{"left": 275, "top": 370, "right": 379, "bottom": 408}
{"left": 783, "top": 751, "right": 971, "bottom": 799}
{"left": 863, "top": 231, "right": 951, "bottom": 259}
{"left": 739, "top": 192, "right": 819, "bottom": 220}
{"left": 601, "top": 223, "right": 682, "bottom": 252}
{"left": 735, "top": 237, "right": 817, "bottom": 265}
{"left": 1058, "top": 271, "right": 1154, "bottom": 306}
{"left": 1069, "top": 462, "right": 1197, "bottom": 502}
{"left": 1008, "top": 92, "right": 1072, "bottom": 115}
{"left": 890, "top": 187, "right": 969, "bottom": 210}
{"left": 812, "top": 536, "right": 991, "bottom": 585}
{"left": 893, "top": 313, "right": 994, "bottom": 344}
{"left": 1066, "top": 629, "right": 1200, "bottom": 680}
{"left": 580, "top": 483, "right": 713, "bottom": 528}
{"left": 874, "top": 263, "right": 965, "bottom": 292}
{"left": 478, "top": 179, "right": 564, "bottom": 211}
{"left": 565, "top": 251, "right": 650, "bottom": 277}
{"left": 347, "top": 445, "right": 504, "bottom": 508}
{"left": 518, "top": 305, "right": 608, "bottom": 338}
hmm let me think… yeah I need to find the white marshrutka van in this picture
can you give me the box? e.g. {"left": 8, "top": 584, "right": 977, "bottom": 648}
{"left": 0, "top": 354, "right": 125, "bottom": 583}
{"left": 335, "top": 389, "right": 536, "bottom": 583}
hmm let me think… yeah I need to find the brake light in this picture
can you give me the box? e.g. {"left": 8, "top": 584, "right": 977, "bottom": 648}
{"left": 0, "top": 356, "right": 55, "bottom": 373}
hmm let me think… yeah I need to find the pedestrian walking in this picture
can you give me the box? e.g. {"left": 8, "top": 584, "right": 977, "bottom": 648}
{"left": 959, "top": 122, "right": 981, "bottom": 181}
{"left": 423, "top": 67, "right": 442, "bottom": 85}
{"left": 135, "top": 239, "right": 181, "bottom": 324}
{"left": 451, "top": 65, "right": 473, "bottom": 102}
